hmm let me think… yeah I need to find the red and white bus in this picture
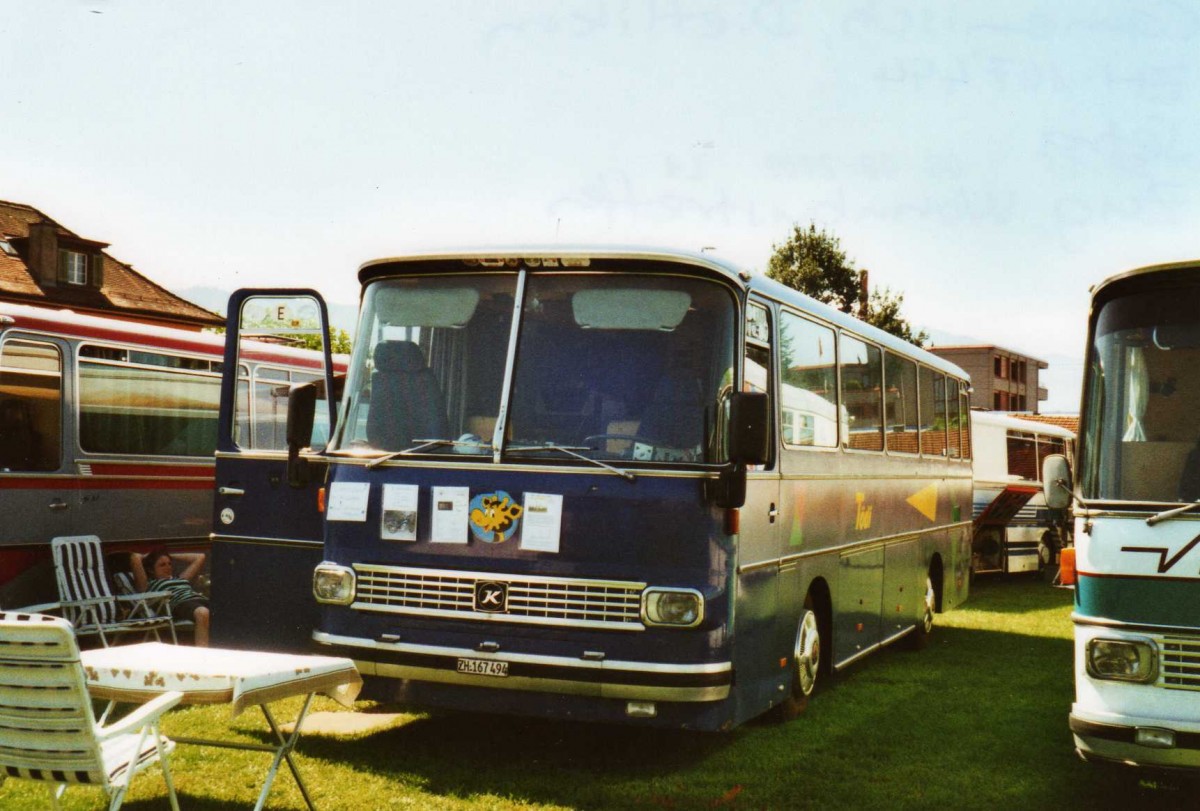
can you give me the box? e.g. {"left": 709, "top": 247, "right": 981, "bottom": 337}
{"left": 0, "top": 300, "right": 340, "bottom": 608}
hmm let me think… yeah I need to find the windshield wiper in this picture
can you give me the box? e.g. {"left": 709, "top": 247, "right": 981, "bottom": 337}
{"left": 365, "top": 438, "right": 492, "bottom": 469}
{"left": 1147, "top": 500, "right": 1200, "bottom": 526}
{"left": 507, "top": 442, "right": 636, "bottom": 482}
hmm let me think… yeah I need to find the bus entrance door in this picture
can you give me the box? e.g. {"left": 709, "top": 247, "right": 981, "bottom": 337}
{"left": 0, "top": 333, "right": 74, "bottom": 607}
{"left": 735, "top": 300, "right": 786, "bottom": 707}
{"left": 972, "top": 483, "right": 1038, "bottom": 574}
{"left": 210, "top": 291, "right": 337, "bottom": 652}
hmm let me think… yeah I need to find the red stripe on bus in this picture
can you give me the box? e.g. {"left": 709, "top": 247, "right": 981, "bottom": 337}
{"left": 1, "top": 477, "right": 212, "bottom": 490}
{"left": 4, "top": 307, "right": 342, "bottom": 369}
{"left": 7, "top": 313, "right": 225, "bottom": 356}
{"left": 236, "top": 346, "right": 326, "bottom": 369}
{"left": 86, "top": 464, "right": 214, "bottom": 478}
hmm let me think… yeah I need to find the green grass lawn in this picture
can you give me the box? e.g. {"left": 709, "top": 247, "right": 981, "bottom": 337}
{"left": 5, "top": 578, "right": 1197, "bottom": 809}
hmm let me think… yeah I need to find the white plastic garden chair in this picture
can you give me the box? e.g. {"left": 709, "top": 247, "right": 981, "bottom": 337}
{"left": 0, "top": 611, "right": 183, "bottom": 810}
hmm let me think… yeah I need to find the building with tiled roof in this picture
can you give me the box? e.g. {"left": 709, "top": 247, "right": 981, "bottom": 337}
{"left": 1008, "top": 412, "right": 1079, "bottom": 435}
{"left": 0, "top": 199, "right": 221, "bottom": 330}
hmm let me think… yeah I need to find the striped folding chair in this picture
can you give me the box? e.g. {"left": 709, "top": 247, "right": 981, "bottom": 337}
{"left": 51, "top": 536, "right": 177, "bottom": 647}
{"left": 0, "top": 611, "right": 182, "bottom": 810}
{"left": 112, "top": 572, "right": 194, "bottom": 637}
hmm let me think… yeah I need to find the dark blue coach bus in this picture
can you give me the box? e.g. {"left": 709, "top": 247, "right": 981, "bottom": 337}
{"left": 211, "top": 248, "right": 972, "bottom": 730}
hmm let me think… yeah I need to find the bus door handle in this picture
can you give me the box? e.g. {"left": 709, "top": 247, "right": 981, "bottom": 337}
{"left": 768, "top": 503, "right": 778, "bottom": 523}
{"left": 48, "top": 498, "right": 70, "bottom": 512}
{"left": 219, "top": 486, "right": 246, "bottom": 497}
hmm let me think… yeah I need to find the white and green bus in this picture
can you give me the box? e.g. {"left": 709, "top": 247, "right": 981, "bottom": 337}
{"left": 1045, "top": 259, "right": 1200, "bottom": 771}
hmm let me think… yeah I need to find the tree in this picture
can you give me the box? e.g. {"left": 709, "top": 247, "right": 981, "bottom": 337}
{"left": 766, "top": 223, "right": 860, "bottom": 313}
{"left": 207, "top": 322, "right": 354, "bottom": 354}
{"left": 766, "top": 222, "right": 927, "bottom": 347}
{"left": 866, "top": 286, "right": 928, "bottom": 346}
{"left": 295, "top": 326, "right": 353, "bottom": 355}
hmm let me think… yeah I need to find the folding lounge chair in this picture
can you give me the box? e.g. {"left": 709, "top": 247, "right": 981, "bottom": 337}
{"left": 0, "top": 611, "right": 183, "bottom": 810}
{"left": 112, "top": 571, "right": 194, "bottom": 637}
{"left": 51, "top": 536, "right": 177, "bottom": 647}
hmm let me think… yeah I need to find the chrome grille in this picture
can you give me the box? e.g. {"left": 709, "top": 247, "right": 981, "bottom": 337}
{"left": 1160, "top": 636, "right": 1200, "bottom": 691}
{"left": 353, "top": 564, "right": 646, "bottom": 631}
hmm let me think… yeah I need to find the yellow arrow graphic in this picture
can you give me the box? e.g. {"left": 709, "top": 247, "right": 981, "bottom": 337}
{"left": 907, "top": 483, "right": 938, "bottom": 522}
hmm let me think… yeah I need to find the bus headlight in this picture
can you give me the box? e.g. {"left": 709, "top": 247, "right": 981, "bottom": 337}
{"left": 313, "top": 563, "right": 356, "bottom": 605}
{"left": 1086, "top": 638, "right": 1157, "bottom": 683}
{"left": 642, "top": 588, "right": 704, "bottom": 628}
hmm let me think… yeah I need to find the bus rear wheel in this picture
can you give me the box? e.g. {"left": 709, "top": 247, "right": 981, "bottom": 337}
{"left": 908, "top": 573, "right": 935, "bottom": 650}
{"left": 777, "top": 599, "right": 822, "bottom": 719}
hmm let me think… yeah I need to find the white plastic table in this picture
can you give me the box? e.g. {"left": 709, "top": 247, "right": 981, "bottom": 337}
{"left": 83, "top": 642, "right": 362, "bottom": 811}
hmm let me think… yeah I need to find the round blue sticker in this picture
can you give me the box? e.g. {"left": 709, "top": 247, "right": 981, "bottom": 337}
{"left": 468, "top": 490, "right": 523, "bottom": 543}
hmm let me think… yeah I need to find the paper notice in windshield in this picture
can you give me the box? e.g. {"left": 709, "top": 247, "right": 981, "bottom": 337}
{"left": 381, "top": 484, "right": 418, "bottom": 541}
{"left": 431, "top": 486, "right": 470, "bottom": 543}
{"left": 327, "top": 481, "right": 370, "bottom": 522}
{"left": 519, "top": 492, "right": 563, "bottom": 553}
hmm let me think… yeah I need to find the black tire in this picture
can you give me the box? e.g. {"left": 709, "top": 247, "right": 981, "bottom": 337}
{"left": 777, "top": 596, "right": 822, "bottom": 720}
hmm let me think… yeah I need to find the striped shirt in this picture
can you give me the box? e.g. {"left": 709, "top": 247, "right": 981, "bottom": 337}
{"left": 147, "top": 577, "right": 204, "bottom": 608}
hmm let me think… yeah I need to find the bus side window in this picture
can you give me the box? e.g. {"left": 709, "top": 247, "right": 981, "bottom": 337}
{"left": 1036, "top": 434, "right": 1063, "bottom": 479}
{"left": 959, "top": 385, "right": 972, "bottom": 459}
{"left": 919, "top": 366, "right": 947, "bottom": 457}
{"left": 841, "top": 334, "right": 883, "bottom": 452}
{"left": 884, "top": 352, "right": 919, "bottom": 454}
{"left": 252, "top": 367, "right": 290, "bottom": 450}
{"left": 780, "top": 311, "right": 838, "bottom": 448}
{"left": 233, "top": 366, "right": 251, "bottom": 448}
{"left": 0, "top": 339, "right": 62, "bottom": 472}
{"left": 744, "top": 302, "right": 773, "bottom": 460}
{"left": 1007, "top": 431, "right": 1037, "bottom": 479}
{"left": 78, "top": 347, "right": 220, "bottom": 457}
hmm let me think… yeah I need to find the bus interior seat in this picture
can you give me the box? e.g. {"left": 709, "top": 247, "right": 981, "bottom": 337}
{"left": 1120, "top": 441, "right": 1192, "bottom": 502}
{"left": 467, "top": 415, "right": 515, "bottom": 443}
{"left": 366, "top": 341, "right": 450, "bottom": 450}
{"left": 1178, "top": 437, "right": 1200, "bottom": 501}
{"left": 602, "top": 420, "right": 641, "bottom": 454}
{"left": 467, "top": 415, "right": 496, "bottom": 440}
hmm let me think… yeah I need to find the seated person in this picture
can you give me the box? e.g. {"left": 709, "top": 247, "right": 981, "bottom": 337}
{"left": 131, "top": 548, "right": 210, "bottom": 647}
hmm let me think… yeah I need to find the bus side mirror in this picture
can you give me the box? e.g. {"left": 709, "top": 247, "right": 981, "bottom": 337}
{"left": 729, "top": 392, "right": 771, "bottom": 465}
{"left": 286, "top": 382, "right": 318, "bottom": 488}
{"left": 1042, "top": 454, "right": 1072, "bottom": 510}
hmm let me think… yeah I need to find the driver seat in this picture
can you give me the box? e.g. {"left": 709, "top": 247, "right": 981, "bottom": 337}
{"left": 366, "top": 341, "right": 450, "bottom": 450}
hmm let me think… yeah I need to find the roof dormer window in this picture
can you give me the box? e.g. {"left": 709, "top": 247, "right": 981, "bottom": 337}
{"left": 0, "top": 239, "right": 17, "bottom": 257}
{"left": 62, "top": 250, "right": 88, "bottom": 285}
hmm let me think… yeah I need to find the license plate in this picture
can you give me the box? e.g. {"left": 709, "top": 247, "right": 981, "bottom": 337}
{"left": 456, "top": 657, "right": 509, "bottom": 677}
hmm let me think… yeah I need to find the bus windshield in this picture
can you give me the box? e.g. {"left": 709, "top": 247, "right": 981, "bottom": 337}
{"left": 334, "top": 271, "right": 736, "bottom": 466}
{"left": 1081, "top": 283, "right": 1200, "bottom": 502}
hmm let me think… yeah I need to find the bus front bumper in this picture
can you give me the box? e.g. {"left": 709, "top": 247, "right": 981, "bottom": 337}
{"left": 312, "top": 631, "right": 732, "bottom": 702}
{"left": 1071, "top": 714, "right": 1200, "bottom": 771}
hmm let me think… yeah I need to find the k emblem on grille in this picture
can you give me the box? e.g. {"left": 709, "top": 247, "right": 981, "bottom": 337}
{"left": 474, "top": 581, "right": 508, "bottom": 613}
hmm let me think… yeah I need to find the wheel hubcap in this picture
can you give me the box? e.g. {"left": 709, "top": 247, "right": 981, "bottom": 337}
{"left": 921, "top": 576, "right": 935, "bottom": 634}
{"left": 795, "top": 610, "right": 820, "bottom": 696}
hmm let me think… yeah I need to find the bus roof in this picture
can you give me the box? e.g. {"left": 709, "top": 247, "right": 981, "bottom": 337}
{"left": 971, "top": 409, "right": 1076, "bottom": 439}
{"left": 356, "top": 246, "right": 970, "bottom": 383}
{"left": 745, "top": 272, "right": 968, "bottom": 381}
{"left": 1091, "top": 259, "right": 1200, "bottom": 302}
{"left": 0, "top": 299, "right": 341, "bottom": 369}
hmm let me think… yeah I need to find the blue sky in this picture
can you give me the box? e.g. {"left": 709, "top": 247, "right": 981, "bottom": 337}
{"left": 4, "top": 2, "right": 1199, "bottom": 411}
